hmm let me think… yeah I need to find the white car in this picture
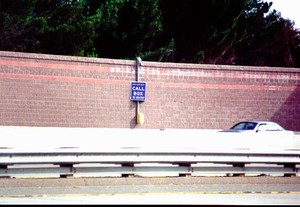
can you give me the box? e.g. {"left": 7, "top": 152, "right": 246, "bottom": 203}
{"left": 219, "top": 121, "right": 297, "bottom": 149}
{"left": 228, "top": 121, "right": 289, "bottom": 133}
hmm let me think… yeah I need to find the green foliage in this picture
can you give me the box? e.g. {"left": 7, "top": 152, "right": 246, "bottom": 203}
{"left": 0, "top": 0, "right": 99, "bottom": 56}
{"left": 0, "top": 0, "right": 299, "bottom": 67}
{"left": 140, "top": 38, "right": 175, "bottom": 62}
{"left": 34, "top": 0, "right": 99, "bottom": 55}
{"left": 93, "top": 0, "right": 163, "bottom": 59}
{"left": 87, "top": 47, "right": 98, "bottom": 58}
{"left": 235, "top": 0, "right": 300, "bottom": 67}
{"left": 0, "top": 0, "right": 39, "bottom": 51}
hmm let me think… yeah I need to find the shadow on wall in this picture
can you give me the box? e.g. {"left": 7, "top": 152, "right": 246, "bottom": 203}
{"left": 271, "top": 85, "right": 300, "bottom": 131}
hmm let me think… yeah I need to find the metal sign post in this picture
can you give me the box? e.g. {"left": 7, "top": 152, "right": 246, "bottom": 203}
{"left": 133, "top": 57, "right": 145, "bottom": 125}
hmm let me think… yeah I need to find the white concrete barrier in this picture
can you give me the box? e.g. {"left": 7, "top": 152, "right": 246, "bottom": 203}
{"left": 0, "top": 126, "right": 299, "bottom": 152}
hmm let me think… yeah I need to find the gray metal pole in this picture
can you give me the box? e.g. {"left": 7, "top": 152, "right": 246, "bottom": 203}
{"left": 136, "top": 57, "right": 142, "bottom": 122}
{"left": 136, "top": 57, "right": 142, "bottom": 82}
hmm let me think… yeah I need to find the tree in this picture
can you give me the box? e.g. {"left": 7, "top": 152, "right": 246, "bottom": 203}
{"left": 154, "top": 0, "right": 300, "bottom": 67}
{"left": 156, "top": 0, "right": 248, "bottom": 64}
{"left": 0, "top": 0, "right": 39, "bottom": 51}
{"left": 92, "top": 0, "right": 162, "bottom": 59}
{"left": 0, "top": 0, "right": 99, "bottom": 56}
{"left": 235, "top": 0, "right": 300, "bottom": 67}
{"left": 0, "top": 0, "right": 299, "bottom": 67}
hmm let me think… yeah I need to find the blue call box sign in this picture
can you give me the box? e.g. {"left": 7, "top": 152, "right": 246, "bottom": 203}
{"left": 130, "top": 81, "right": 146, "bottom": 101}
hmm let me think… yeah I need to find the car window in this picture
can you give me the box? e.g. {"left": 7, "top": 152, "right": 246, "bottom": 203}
{"left": 245, "top": 123, "right": 256, "bottom": 130}
{"left": 230, "top": 122, "right": 257, "bottom": 130}
{"left": 230, "top": 122, "right": 246, "bottom": 130}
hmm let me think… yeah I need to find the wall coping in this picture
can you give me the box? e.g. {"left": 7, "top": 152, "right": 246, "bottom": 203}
{"left": 1, "top": 50, "right": 300, "bottom": 73}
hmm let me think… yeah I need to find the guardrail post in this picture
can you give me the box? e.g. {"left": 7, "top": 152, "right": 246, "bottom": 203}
{"left": 283, "top": 164, "right": 296, "bottom": 177}
{"left": 58, "top": 164, "right": 74, "bottom": 178}
{"left": 121, "top": 163, "right": 135, "bottom": 177}
{"left": 232, "top": 163, "right": 245, "bottom": 177}
{"left": 0, "top": 165, "right": 11, "bottom": 179}
{"left": 177, "top": 163, "right": 192, "bottom": 177}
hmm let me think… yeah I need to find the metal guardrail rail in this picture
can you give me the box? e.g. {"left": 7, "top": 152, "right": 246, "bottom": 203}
{"left": 1, "top": 149, "right": 300, "bottom": 178}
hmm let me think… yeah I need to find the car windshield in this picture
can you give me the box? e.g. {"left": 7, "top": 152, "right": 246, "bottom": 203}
{"left": 230, "top": 122, "right": 257, "bottom": 130}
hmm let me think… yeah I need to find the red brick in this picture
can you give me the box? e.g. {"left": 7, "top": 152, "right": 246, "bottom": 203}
{"left": 0, "top": 51, "right": 299, "bottom": 130}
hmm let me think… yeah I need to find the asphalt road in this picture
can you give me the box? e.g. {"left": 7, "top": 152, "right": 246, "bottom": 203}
{"left": 1, "top": 176, "right": 300, "bottom": 204}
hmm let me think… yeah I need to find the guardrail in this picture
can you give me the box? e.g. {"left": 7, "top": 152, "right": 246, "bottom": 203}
{"left": 1, "top": 149, "right": 300, "bottom": 178}
{"left": 1, "top": 127, "right": 299, "bottom": 178}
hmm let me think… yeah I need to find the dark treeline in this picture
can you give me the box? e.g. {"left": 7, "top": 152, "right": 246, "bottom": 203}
{"left": 0, "top": 0, "right": 300, "bottom": 67}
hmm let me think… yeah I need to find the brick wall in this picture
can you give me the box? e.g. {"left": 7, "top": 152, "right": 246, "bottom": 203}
{"left": 0, "top": 51, "right": 299, "bottom": 130}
